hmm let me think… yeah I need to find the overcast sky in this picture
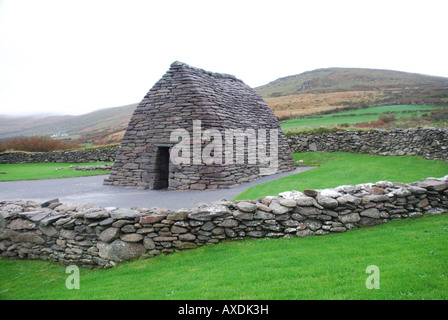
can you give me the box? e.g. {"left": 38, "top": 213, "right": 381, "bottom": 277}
{"left": 0, "top": 0, "right": 447, "bottom": 116}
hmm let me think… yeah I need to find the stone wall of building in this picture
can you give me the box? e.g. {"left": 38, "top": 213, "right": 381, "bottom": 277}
{"left": 0, "top": 147, "right": 119, "bottom": 164}
{"left": 287, "top": 127, "right": 448, "bottom": 161}
{"left": 1, "top": 176, "right": 447, "bottom": 268}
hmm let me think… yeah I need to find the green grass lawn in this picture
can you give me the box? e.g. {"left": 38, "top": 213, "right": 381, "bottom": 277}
{"left": 0, "top": 214, "right": 447, "bottom": 300}
{"left": 280, "top": 105, "right": 447, "bottom": 131}
{"left": 0, "top": 162, "right": 113, "bottom": 181}
{"left": 235, "top": 152, "right": 448, "bottom": 200}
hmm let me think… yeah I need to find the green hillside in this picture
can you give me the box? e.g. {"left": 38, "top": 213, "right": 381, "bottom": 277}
{"left": 1, "top": 68, "right": 448, "bottom": 145}
{"left": 280, "top": 104, "right": 448, "bottom": 131}
{"left": 256, "top": 67, "right": 448, "bottom": 100}
{"left": 0, "top": 103, "right": 138, "bottom": 141}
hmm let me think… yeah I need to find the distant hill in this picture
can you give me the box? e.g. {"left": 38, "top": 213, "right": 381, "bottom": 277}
{"left": 255, "top": 68, "right": 448, "bottom": 118}
{"left": 0, "top": 103, "right": 138, "bottom": 143}
{"left": 1, "top": 67, "right": 447, "bottom": 145}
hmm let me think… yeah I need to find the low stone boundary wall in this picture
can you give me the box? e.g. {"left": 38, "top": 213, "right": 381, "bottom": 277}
{"left": 0, "top": 147, "right": 119, "bottom": 164}
{"left": 1, "top": 176, "right": 447, "bottom": 268}
{"left": 1, "top": 128, "right": 447, "bottom": 165}
{"left": 72, "top": 164, "right": 114, "bottom": 171}
{"left": 287, "top": 127, "right": 448, "bottom": 161}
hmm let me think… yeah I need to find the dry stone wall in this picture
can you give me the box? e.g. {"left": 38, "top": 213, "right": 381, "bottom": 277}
{"left": 1, "top": 176, "right": 447, "bottom": 268}
{"left": 287, "top": 127, "right": 448, "bottom": 161}
{"left": 1, "top": 128, "right": 447, "bottom": 166}
{"left": 0, "top": 147, "right": 119, "bottom": 164}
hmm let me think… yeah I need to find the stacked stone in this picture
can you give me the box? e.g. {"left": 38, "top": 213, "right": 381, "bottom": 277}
{"left": 71, "top": 164, "right": 114, "bottom": 171}
{"left": 1, "top": 176, "right": 447, "bottom": 268}
{"left": 2, "top": 127, "right": 447, "bottom": 166}
{"left": 105, "top": 61, "right": 296, "bottom": 190}
{"left": 288, "top": 127, "right": 448, "bottom": 161}
{"left": 0, "top": 147, "right": 119, "bottom": 164}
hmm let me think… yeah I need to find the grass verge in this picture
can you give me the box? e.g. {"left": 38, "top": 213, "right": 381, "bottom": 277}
{"left": 0, "top": 162, "right": 113, "bottom": 181}
{"left": 0, "top": 214, "right": 447, "bottom": 300}
{"left": 234, "top": 152, "right": 448, "bottom": 200}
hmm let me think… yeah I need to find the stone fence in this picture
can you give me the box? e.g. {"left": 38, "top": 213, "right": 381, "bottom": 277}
{"left": 1, "top": 176, "right": 447, "bottom": 268}
{"left": 1, "top": 128, "right": 447, "bottom": 165}
{"left": 0, "top": 146, "right": 119, "bottom": 164}
{"left": 287, "top": 127, "right": 448, "bottom": 161}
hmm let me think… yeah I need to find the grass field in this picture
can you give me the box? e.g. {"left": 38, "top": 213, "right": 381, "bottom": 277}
{"left": 279, "top": 105, "right": 448, "bottom": 131}
{"left": 0, "top": 162, "right": 113, "bottom": 181}
{"left": 234, "top": 152, "right": 448, "bottom": 200}
{"left": 0, "top": 152, "right": 446, "bottom": 300}
{"left": 0, "top": 214, "right": 446, "bottom": 300}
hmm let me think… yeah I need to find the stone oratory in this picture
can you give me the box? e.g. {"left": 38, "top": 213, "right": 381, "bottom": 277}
{"left": 104, "top": 61, "right": 296, "bottom": 190}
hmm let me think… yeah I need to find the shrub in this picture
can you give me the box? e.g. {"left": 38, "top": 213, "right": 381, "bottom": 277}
{"left": 2, "top": 136, "right": 81, "bottom": 152}
{"left": 276, "top": 114, "right": 295, "bottom": 121}
{"left": 429, "top": 108, "right": 448, "bottom": 122}
{"left": 379, "top": 112, "right": 396, "bottom": 123}
{"left": 354, "top": 120, "right": 386, "bottom": 129}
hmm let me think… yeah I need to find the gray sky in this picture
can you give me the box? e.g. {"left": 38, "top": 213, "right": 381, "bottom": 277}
{"left": 1, "top": 0, "right": 447, "bottom": 116}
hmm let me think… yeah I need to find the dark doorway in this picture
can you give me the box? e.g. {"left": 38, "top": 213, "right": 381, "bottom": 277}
{"left": 153, "top": 147, "right": 170, "bottom": 189}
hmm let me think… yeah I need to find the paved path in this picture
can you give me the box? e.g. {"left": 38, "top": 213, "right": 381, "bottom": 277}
{"left": 0, "top": 167, "right": 314, "bottom": 210}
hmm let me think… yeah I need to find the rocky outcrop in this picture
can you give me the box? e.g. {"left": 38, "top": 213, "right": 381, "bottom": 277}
{"left": 1, "top": 175, "right": 447, "bottom": 268}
